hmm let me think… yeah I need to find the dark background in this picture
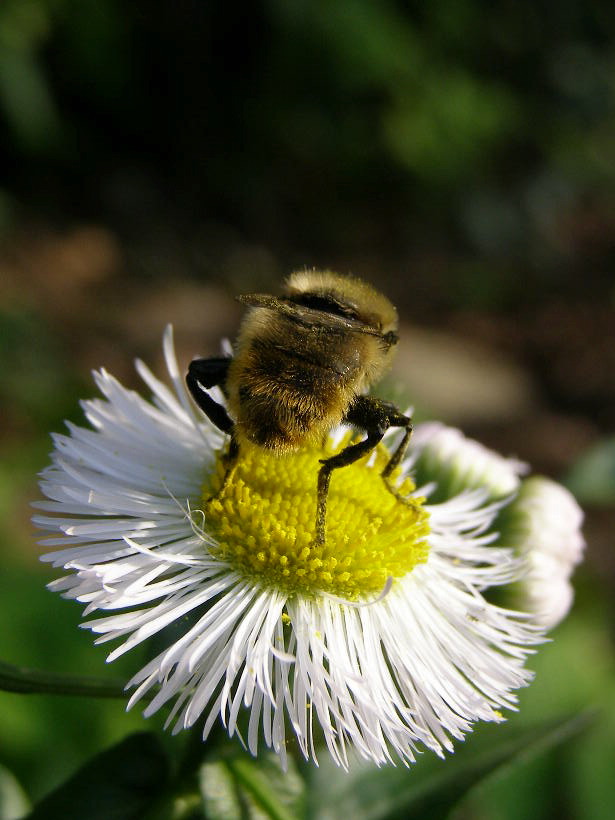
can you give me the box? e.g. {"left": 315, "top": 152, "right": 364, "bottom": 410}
{"left": 1, "top": 1, "right": 614, "bottom": 816}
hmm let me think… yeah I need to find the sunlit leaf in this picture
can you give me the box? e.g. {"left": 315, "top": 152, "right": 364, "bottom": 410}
{"left": 309, "top": 711, "right": 593, "bottom": 820}
{"left": 200, "top": 753, "right": 305, "bottom": 820}
{"left": 0, "top": 764, "right": 30, "bottom": 820}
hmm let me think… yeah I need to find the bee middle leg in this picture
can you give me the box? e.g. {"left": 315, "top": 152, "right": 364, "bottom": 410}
{"left": 378, "top": 407, "right": 413, "bottom": 483}
{"left": 314, "top": 396, "right": 412, "bottom": 545}
{"left": 348, "top": 396, "right": 414, "bottom": 502}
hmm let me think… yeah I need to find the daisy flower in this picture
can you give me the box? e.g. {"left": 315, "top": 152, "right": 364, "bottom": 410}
{"left": 497, "top": 476, "right": 585, "bottom": 628}
{"left": 33, "top": 327, "right": 584, "bottom": 769}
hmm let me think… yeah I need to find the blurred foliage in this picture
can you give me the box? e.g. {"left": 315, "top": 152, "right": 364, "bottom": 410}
{"left": 0, "top": 0, "right": 614, "bottom": 305}
{"left": 0, "top": 0, "right": 62, "bottom": 153}
{"left": 0, "top": 309, "right": 86, "bottom": 435}
{"left": 567, "top": 437, "right": 615, "bottom": 505}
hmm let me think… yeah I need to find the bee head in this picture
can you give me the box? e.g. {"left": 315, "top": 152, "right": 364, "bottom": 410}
{"left": 237, "top": 270, "right": 399, "bottom": 346}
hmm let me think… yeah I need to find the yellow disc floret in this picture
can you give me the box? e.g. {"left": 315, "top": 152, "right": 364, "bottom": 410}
{"left": 202, "top": 435, "right": 430, "bottom": 600}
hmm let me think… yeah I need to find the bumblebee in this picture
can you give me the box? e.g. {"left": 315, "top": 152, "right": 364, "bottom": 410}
{"left": 186, "top": 270, "right": 412, "bottom": 545}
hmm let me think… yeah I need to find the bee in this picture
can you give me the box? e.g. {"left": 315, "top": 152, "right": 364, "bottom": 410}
{"left": 186, "top": 270, "right": 412, "bottom": 545}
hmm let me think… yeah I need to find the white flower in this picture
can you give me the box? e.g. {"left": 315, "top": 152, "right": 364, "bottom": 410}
{"left": 33, "top": 327, "right": 581, "bottom": 769}
{"left": 498, "top": 477, "right": 585, "bottom": 628}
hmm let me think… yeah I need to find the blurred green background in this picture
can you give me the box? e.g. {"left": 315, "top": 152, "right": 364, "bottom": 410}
{"left": 1, "top": 1, "right": 614, "bottom": 817}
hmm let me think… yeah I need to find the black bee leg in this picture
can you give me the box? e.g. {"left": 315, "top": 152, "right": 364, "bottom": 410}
{"left": 186, "top": 357, "right": 234, "bottom": 434}
{"left": 338, "top": 396, "right": 414, "bottom": 525}
{"left": 212, "top": 432, "right": 240, "bottom": 498}
{"left": 187, "top": 357, "right": 238, "bottom": 499}
{"left": 315, "top": 427, "right": 385, "bottom": 546}
{"left": 314, "top": 395, "right": 404, "bottom": 545}
{"left": 380, "top": 409, "right": 413, "bottom": 481}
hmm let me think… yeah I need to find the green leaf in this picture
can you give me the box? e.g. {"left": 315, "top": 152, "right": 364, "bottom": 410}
{"left": 0, "top": 763, "right": 30, "bottom": 820}
{"left": 200, "top": 753, "right": 305, "bottom": 820}
{"left": 308, "top": 711, "right": 594, "bottom": 820}
{"left": 23, "top": 732, "right": 170, "bottom": 820}
{"left": 0, "top": 659, "right": 126, "bottom": 698}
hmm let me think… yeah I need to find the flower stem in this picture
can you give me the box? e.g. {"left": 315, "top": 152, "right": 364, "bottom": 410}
{"left": 0, "top": 659, "right": 127, "bottom": 698}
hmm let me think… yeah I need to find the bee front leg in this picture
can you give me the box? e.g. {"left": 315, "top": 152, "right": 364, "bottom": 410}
{"left": 186, "top": 357, "right": 234, "bottom": 434}
{"left": 186, "top": 356, "right": 238, "bottom": 497}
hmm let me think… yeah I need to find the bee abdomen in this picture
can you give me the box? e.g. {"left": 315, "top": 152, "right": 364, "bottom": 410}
{"left": 227, "top": 323, "right": 362, "bottom": 451}
{"left": 235, "top": 377, "right": 338, "bottom": 450}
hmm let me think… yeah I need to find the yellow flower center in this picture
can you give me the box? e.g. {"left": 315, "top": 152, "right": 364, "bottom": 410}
{"left": 202, "top": 435, "right": 430, "bottom": 600}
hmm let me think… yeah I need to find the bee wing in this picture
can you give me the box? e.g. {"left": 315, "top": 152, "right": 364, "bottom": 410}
{"left": 237, "top": 293, "right": 383, "bottom": 337}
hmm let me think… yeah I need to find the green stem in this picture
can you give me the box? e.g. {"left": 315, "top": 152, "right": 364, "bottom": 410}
{"left": 0, "top": 659, "right": 127, "bottom": 698}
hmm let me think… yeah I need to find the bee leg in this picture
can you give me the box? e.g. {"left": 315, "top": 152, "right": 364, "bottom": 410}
{"left": 380, "top": 409, "right": 413, "bottom": 482}
{"left": 186, "top": 357, "right": 234, "bottom": 434}
{"left": 187, "top": 357, "right": 238, "bottom": 500}
{"left": 315, "top": 396, "right": 399, "bottom": 545}
{"left": 315, "top": 428, "right": 385, "bottom": 545}
{"left": 345, "top": 396, "right": 414, "bottom": 506}
{"left": 215, "top": 433, "right": 240, "bottom": 497}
